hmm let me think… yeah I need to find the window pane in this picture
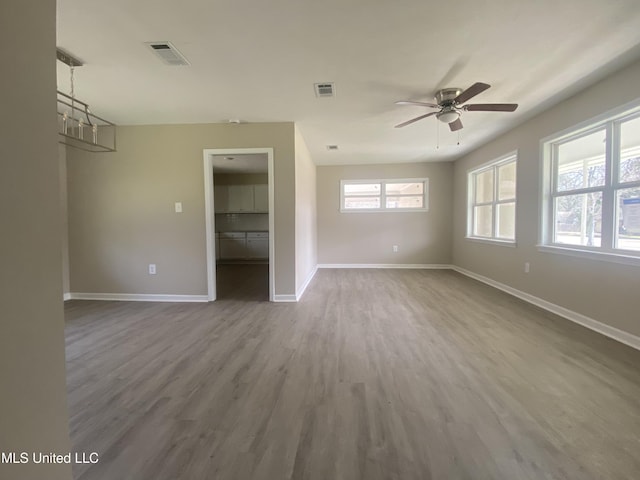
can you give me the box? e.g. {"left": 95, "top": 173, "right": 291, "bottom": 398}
{"left": 497, "top": 202, "right": 515, "bottom": 240}
{"left": 344, "top": 196, "right": 380, "bottom": 209}
{"left": 620, "top": 116, "right": 640, "bottom": 184}
{"left": 473, "top": 205, "right": 493, "bottom": 237}
{"left": 498, "top": 162, "right": 516, "bottom": 200}
{"left": 386, "top": 182, "right": 423, "bottom": 195}
{"left": 386, "top": 196, "right": 423, "bottom": 209}
{"left": 557, "top": 130, "right": 606, "bottom": 192}
{"left": 343, "top": 183, "right": 380, "bottom": 196}
{"left": 475, "top": 170, "right": 494, "bottom": 203}
{"left": 554, "top": 192, "right": 602, "bottom": 247}
{"left": 616, "top": 186, "right": 640, "bottom": 251}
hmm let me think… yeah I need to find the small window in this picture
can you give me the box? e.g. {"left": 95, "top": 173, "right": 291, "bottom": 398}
{"left": 340, "top": 178, "right": 428, "bottom": 212}
{"left": 467, "top": 153, "right": 517, "bottom": 243}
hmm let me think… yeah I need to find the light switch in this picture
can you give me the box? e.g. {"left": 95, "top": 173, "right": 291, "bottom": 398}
{"left": 175, "top": 202, "right": 183, "bottom": 213}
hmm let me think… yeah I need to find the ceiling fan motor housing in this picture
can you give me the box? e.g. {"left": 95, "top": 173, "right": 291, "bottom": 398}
{"left": 434, "top": 88, "right": 463, "bottom": 107}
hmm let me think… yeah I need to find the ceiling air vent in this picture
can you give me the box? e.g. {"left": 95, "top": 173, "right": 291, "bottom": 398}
{"left": 326, "top": 145, "right": 339, "bottom": 151}
{"left": 314, "top": 82, "right": 335, "bottom": 97}
{"left": 146, "top": 42, "right": 190, "bottom": 66}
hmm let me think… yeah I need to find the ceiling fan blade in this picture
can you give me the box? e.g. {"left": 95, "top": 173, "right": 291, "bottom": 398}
{"left": 454, "top": 82, "right": 491, "bottom": 104}
{"left": 394, "top": 112, "right": 437, "bottom": 128}
{"left": 448, "top": 118, "right": 463, "bottom": 132}
{"left": 395, "top": 100, "right": 440, "bottom": 108}
{"left": 465, "top": 103, "right": 518, "bottom": 112}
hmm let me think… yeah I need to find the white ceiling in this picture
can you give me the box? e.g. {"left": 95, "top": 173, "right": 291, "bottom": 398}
{"left": 56, "top": 0, "right": 640, "bottom": 166}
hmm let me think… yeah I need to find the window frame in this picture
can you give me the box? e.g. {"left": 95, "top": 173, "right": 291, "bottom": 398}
{"left": 539, "top": 99, "right": 640, "bottom": 266}
{"left": 466, "top": 152, "right": 518, "bottom": 245}
{"left": 339, "top": 178, "right": 429, "bottom": 213}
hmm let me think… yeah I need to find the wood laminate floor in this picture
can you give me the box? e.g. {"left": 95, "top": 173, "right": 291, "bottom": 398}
{"left": 65, "top": 269, "right": 640, "bottom": 480}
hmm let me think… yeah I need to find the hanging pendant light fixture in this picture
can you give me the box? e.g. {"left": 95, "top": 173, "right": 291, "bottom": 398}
{"left": 56, "top": 48, "right": 116, "bottom": 152}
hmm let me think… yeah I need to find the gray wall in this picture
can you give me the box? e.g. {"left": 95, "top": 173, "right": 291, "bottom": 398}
{"left": 317, "top": 162, "right": 453, "bottom": 265}
{"left": 452, "top": 58, "right": 640, "bottom": 338}
{"left": 67, "top": 123, "right": 297, "bottom": 296}
{"left": 0, "top": 1, "right": 73, "bottom": 478}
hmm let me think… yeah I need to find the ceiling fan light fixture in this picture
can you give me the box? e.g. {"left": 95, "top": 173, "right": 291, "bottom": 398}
{"left": 437, "top": 110, "right": 460, "bottom": 124}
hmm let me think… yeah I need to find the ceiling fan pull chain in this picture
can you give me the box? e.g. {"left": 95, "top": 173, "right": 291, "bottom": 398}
{"left": 436, "top": 120, "right": 440, "bottom": 150}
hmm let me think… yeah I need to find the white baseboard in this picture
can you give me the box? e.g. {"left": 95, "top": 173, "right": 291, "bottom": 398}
{"left": 296, "top": 265, "right": 318, "bottom": 301}
{"left": 451, "top": 266, "right": 640, "bottom": 351}
{"left": 317, "top": 263, "right": 452, "bottom": 269}
{"left": 63, "top": 293, "right": 71, "bottom": 301}
{"left": 273, "top": 294, "right": 297, "bottom": 302}
{"left": 68, "top": 292, "right": 209, "bottom": 303}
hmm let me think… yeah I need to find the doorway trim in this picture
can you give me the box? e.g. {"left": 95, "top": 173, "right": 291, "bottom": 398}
{"left": 203, "top": 147, "right": 275, "bottom": 301}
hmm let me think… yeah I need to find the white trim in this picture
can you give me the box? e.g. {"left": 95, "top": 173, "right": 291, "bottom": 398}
{"left": 451, "top": 266, "right": 640, "bottom": 351}
{"left": 63, "top": 293, "right": 71, "bottom": 301}
{"left": 203, "top": 147, "right": 275, "bottom": 302}
{"left": 317, "top": 263, "right": 452, "bottom": 269}
{"left": 68, "top": 293, "right": 208, "bottom": 303}
{"left": 273, "top": 294, "right": 297, "bottom": 302}
{"left": 296, "top": 265, "right": 318, "bottom": 301}
{"left": 539, "top": 97, "right": 640, "bottom": 260}
{"left": 537, "top": 244, "right": 640, "bottom": 267}
{"left": 465, "top": 237, "right": 517, "bottom": 248}
{"left": 467, "top": 151, "right": 518, "bottom": 242}
{"left": 340, "top": 178, "right": 429, "bottom": 213}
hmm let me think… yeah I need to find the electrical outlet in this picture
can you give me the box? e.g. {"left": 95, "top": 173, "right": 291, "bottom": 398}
{"left": 524, "top": 262, "right": 530, "bottom": 273}
{"left": 393, "top": 245, "right": 398, "bottom": 253}
{"left": 149, "top": 264, "right": 156, "bottom": 275}
{"left": 175, "top": 202, "right": 183, "bottom": 213}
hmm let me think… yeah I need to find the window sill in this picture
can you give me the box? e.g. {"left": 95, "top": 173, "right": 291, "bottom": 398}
{"left": 465, "top": 237, "right": 516, "bottom": 247}
{"left": 340, "top": 208, "right": 429, "bottom": 213}
{"left": 537, "top": 244, "right": 640, "bottom": 267}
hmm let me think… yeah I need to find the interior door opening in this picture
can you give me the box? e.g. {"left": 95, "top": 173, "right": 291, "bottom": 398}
{"left": 203, "top": 148, "right": 275, "bottom": 301}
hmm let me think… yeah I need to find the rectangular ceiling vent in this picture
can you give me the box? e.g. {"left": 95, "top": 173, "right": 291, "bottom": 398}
{"left": 314, "top": 82, "right": 335, "bottom": 97}
{"left": 146, "top": 42, "right": 190, "bottom": 66}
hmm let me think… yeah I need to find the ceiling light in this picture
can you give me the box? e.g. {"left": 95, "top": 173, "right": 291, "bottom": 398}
{"left": 56, "top": 48, "right": 116, "bottom": 153}
{"left": 436, "top": 110, "right": 460, "bottom": 124}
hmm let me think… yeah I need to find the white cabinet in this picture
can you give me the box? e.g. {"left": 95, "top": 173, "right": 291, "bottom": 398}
{"left": 227, "top": 185, "right": 254, "bottom": 212}
{"left": 253, "top": 185, "right": 269, "bottom": 212}
{"left": 214, "top": 184, "right": 268, "bottom": 213}
{"left": 218, "top": 232, "right": 269, "bottom": 260}
{"left": 218, "top": 232, "right": 247, "bottom": 259}
{"left": 246, "top": 232, "right": 269, "bottom": 259}
{"left": 214, "top": 185, "right": 229, "bottom": 213}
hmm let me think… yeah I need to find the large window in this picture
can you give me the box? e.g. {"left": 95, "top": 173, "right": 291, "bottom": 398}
{"left": 467, "top": 153, "right": 517, "bottom": 243}
{"left": 340, "top": 178, "right": 428, "bottom": 212}
{"left": 541, "top": 107, "right": 640, "bottom": 261}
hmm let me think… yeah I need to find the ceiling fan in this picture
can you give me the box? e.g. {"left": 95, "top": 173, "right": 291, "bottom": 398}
{"left": 395, "top": 82, "right": 518, "bottom": 131}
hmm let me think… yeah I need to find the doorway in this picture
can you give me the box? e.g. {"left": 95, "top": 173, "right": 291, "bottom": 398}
{"left": 203, "top": 148, "right": 275, "bottom": 301}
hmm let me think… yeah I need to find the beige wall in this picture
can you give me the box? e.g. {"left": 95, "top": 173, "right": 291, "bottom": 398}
{"left": 452, "top": 58, "right": 640, "bottom": 338}
{"left": 0, "top": 1, "right": 72, "bottom": 479}
{"left": 294, "top": 127, "right": 318, "bottom": 293}
{"left": 317, "top": 162, "right": 453, "bottom": 265}
{"left": 59, "top": 144, "right": 70, "bottom": 295}
{"left": 67, "top": 123, "right": 297, "bottom": 296}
